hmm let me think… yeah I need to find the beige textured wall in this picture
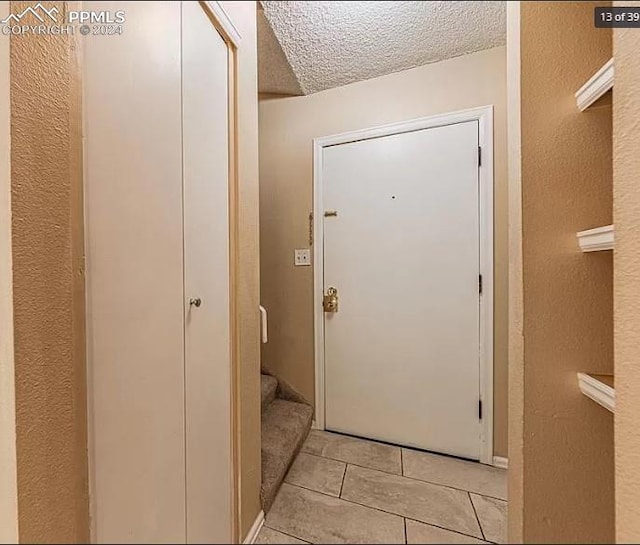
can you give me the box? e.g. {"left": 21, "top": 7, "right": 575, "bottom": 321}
{"left": 518, "top": 2, "right": 613, "bottom": 542}
{"left": 222, "top": 2, "right": 262, "bottom": 540}
{"left": 10, "top": 1, "right": 90, "bottom": 542}
{"left": 613, "top": 1, "right": 640, "bottom": 541}
{"left": 5, "top": 2, "right": 259, "bottom": 542}
{"left": 0, "top": 1, "right": 18, "bottom": 541}
{"left": 260, "top": 46, "right": 509, "bottom": 456}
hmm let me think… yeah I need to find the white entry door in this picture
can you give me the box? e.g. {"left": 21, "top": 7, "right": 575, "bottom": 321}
{"left": 182, "top": 2, "right": 232, "bottom": 543}
{"left": 323, "top": 120, "right": 482, "bottom": 460}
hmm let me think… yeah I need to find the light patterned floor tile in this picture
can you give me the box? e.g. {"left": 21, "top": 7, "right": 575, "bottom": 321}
{"left": 405, "top": 519, "right": 489, "bottom": 544}
{"left": 341, "top": 465, "right": 483, "bottom": 538}
{"left": 403, "top": 448, "right": 507, "bottom": 500}
{"left": 256, "top": 526, "right": 309, "bottom": 544}
{"left": 302, "top": 430, "right": 401, "bottom": 474}
{"left": 471, "top": 493, "right": 507, "bottom": 544}
{"left": 266, "top": 483, "right": 405, "bottom": 544}
{"left": 285, "top": 452, "right": 346, "bottom": 497}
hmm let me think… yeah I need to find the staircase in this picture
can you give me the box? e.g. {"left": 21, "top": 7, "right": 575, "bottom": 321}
{"left": 260, "top": 373, "right": 313, "bottom": 512}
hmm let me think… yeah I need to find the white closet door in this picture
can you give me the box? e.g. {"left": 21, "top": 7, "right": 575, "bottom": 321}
{"left": 182, "top": 2, "right": 232, "bottom": 543}
{"left": 84, "top": 2, "right": 186, "bottom": 542}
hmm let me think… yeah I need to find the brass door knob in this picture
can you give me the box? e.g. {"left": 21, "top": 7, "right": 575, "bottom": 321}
{"left": 323, "top": 287, "right": 338, "bottom": 313}
{"left": 189, "top": 297, "right": 202, "bottom": 308}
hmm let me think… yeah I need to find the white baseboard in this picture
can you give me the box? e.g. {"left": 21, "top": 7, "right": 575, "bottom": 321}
{"left": 493, "top": 456, "right": 508, "bottom": 469}
{"left": 243, "top": 510, "right": 265, "bottom": 544}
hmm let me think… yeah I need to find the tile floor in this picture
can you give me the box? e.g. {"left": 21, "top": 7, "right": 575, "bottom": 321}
{"left": 256, "top": 430, "right": 507, "bottom": 544}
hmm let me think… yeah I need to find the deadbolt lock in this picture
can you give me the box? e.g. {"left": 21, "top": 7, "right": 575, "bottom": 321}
{"left": 323, "top": 287, "right": 339, "bottom": 313}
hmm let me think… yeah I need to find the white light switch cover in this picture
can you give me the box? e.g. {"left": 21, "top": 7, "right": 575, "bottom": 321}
{"left": 294, "top": 248, "right": 311, "bottom": 266}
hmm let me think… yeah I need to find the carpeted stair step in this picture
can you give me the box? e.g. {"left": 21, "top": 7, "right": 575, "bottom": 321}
{"left": 261, "top": 399, "right": 313, "bottom": 512}
{"left": 261, "top": 374, "right": 278, "bottom": 413}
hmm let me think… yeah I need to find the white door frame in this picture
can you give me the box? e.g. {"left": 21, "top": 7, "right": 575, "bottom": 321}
{"left": 313, "top": 106, "right": 495, "bottom": 465}
{"left": 196, "top": 2, "right": 243, "bottom": 541}
{"left": 202, "top": 2, "right": 242, "bottom": 541}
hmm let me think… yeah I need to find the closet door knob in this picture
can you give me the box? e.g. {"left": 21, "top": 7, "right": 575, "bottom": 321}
{"left": 189, "top": 297, "right": 202, "bottom": 308}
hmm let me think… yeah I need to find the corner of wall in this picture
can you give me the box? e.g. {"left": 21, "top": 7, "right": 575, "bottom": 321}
{"left": 612, "top": 1, "right": 640, "bottom": 540}
{"left": 219, "top": 1, "right": 263, "bottom": 540}
{"left": 9, "top": 1, "right": 89, "bottom": 541}
{"left": 506, "top": 1, "right": 524, "bottom": 542}
{"left": 519, "top": 1, "right": 613, "bottom": 541}
{"left": 0, "top": 0, "right": 18, "bottom": 541}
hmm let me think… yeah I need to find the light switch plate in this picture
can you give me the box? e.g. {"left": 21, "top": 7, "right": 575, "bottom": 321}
{"left": 294, "top": 248, "right": 311, "bottom": 267}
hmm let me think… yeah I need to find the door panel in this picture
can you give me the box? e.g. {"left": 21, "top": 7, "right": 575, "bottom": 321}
{"left": 84, "top": 2, "right": 186, "bottom": 542}
{"left": 323, "top": 121, "right": 481, "bottom": 460}
{"left": 182, "top": 2, "right": 232, "bottom": 543}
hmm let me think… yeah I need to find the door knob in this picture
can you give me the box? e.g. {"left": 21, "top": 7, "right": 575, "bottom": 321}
{"left": 323, "top": 287, "right": 338, "bottom": 313}
{"left": 189, "top": 297, "right": 202, "bottom": 308}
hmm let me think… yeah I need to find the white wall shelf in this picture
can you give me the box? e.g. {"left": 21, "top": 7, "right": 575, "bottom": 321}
{"left": 577, "top": 224, "right": 614, "bottom": 252}
{"left": 575, "top": 58, "right": 614, "bottom": 111}
{"left": 577, "top": 373, "right": 615, "bottom": 413}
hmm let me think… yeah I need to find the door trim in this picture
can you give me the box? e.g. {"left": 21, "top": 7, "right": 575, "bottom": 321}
{"left": 313, "top": 106, "right": 495, "bottom": 464}
{"left": 204, "top": 1, "right": 242, "bottom": 46}
{"left": 194, "top": 2, "right": 242, "bottom": 542}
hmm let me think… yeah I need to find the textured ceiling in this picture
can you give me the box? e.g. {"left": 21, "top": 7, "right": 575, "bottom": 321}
{"left": 257, "top": 8, "right": 303, "bottom": 96}
{"left": 259, "top": 1, "right": 506, "bottom": 95}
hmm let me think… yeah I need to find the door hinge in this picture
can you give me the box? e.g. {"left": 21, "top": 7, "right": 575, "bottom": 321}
{"left": 479, "top": 274, "right": 483, "bottom": 295}
{"left": 478, "top": 146, "right": 482, "bottom": 167}
{"left": 479, "top": 399, "right": 483, "bottom": 420}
